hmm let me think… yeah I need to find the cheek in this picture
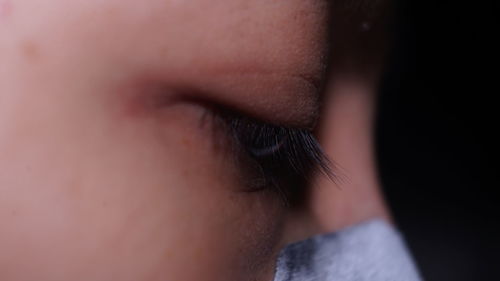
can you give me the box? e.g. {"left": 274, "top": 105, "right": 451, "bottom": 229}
{"left": 0, "top": 97, "right": 285, "bottom": 281}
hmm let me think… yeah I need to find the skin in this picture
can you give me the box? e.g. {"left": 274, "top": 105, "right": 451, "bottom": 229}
{"left": 0, "top": 0, "right": 388, "bottom": 280}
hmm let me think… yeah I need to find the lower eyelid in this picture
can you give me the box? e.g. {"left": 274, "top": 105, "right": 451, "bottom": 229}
{"left": 247, "top": 135, "right": 287, "bottom": 157}
{"left": 193, "top": 108, "right": 274, "bottom": 191}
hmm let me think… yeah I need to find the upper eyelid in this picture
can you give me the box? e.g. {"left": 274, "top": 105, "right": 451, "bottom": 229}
{"left": 160, "top": 75, "right": 320, "bottom": 129}
{"left": 189, "top": 94, "right": 311, "bottom": 131}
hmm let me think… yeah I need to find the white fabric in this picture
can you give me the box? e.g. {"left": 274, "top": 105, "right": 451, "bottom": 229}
{"left": 273, "top": 219, "right": 422, "bottom": 281}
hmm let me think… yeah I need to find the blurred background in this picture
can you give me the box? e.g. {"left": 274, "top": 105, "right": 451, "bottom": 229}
{"left": 376, "top": 1, "right": 498, "bottom": 280}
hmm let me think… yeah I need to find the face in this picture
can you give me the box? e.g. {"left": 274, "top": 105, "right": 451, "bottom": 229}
{"left": 0, "top": 0, "right": 329, "bottom": 280}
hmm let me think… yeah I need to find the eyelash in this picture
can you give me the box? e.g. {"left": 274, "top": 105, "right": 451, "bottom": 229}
{"left": 205, "top": 108, "right": 335, "bottom": 207}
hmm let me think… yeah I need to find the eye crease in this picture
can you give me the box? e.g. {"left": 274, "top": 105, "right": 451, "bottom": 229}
{"left": 206, "top": 108, "right": 336, "bottom": 207}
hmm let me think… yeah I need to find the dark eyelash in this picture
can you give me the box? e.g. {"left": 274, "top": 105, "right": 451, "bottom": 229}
{"left": 214, "top": 112, "right": 336, "bottom": 207}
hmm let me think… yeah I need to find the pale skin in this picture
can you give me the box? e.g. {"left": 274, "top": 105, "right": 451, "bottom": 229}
{"left": 0, "top": 0, "right": 388, "bottom": 281}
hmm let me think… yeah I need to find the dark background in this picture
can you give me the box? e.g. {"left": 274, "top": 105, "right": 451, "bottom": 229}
{"left": 376, "top": 1, "right": 498, "bottom": 280}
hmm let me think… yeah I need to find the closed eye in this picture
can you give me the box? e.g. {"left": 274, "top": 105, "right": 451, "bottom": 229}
{"left": 204, "top": 107, "right": 336, "bottom": 207}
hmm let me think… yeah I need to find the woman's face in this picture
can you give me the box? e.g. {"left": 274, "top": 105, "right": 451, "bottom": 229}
{"left": 0, "top": 0, "right": 329, "bottom": 280}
